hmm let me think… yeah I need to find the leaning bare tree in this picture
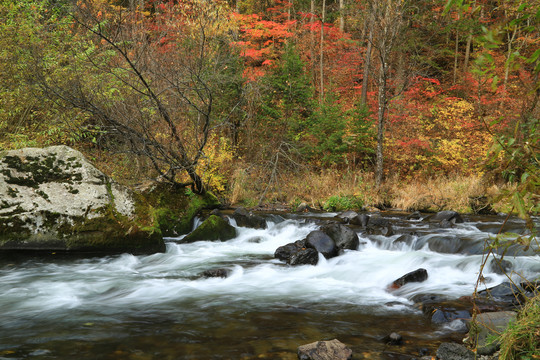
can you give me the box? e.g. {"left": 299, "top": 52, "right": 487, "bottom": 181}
{"left": 38, "top": 0, "right": 241, "bottom": 194}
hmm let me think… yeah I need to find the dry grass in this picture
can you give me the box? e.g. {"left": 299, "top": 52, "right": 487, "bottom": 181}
{"left": 227, "top": 165, "right": 497, "bottom": 213}
{"left": 390, "top": 174, "right": 487, "bottom": 212}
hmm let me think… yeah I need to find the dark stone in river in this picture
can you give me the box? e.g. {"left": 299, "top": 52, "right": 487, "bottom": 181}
{"left": 320, "top": 224, "right": 359, "bottom": 251}
{"left": 232, "top": 207, "right": 267, "bottom": 229}
{"left": 435, "top": 342, "right": 474, "bottom": 360}
{"left": 488, "top": 257, "right": 512, "bottom": 275}
{"left": 350, "top": 213, "right": 370, "bottom": 227}
{"left": 275, "top": 240, "right": 306, "bottom": 261}
{"left": 290, "top": 248, "right": 319, "bottom": 266}
{"left": 431, "top": 308, "right": 471, "bottom": 325}
{"left": 202, "top": 268, "right": 231, "bottom": 278}
{"left": 306, "top": 230, "right": 338, "bottom": 259}
{"left": 477, "top": 281, "right": 528, "bottom": 308}
{"left": 181, "top": 215, "right": 236, "bottom": 243}
{"left": 298, "top": 339, "right": 352, "bottom": 360}
{"left": 407, "top": 211, "right": 423, "bottom": 220}
{"left": 427, "top": 236, "right": 462, "bottom": 254}
{"left": 274, "top": 239, "right": 319, "bottom": 266}
{"left": 391, "top": 268, "right": 428, "bottom": 289}
{"left": 365, "top": 215, "right": 394, "bottom": 236}
{"left": 429, "top": 210, "right": 464, "bottom": 224}
{"left": 337, "top": 210, "right": 358, "bottom": 223}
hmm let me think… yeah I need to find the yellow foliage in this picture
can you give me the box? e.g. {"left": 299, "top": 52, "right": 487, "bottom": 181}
{"left": 427, "top": 99, "right": 492, "bottom": 174}
{"left": 198, "top": 135, "right": 234, "bottom": 193}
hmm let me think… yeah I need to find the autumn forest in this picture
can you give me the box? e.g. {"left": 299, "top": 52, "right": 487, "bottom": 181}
{"left": 1, "top": 0, "right": 538, "bottom": 214}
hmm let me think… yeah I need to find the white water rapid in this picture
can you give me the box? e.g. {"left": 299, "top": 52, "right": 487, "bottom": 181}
{"left": 0, "top": 212, "right": 538, "bottom": 359}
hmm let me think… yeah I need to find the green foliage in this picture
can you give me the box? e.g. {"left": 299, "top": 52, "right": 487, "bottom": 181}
{"left": 259, "top": 43, "right": 314, "bottom": 141}
{"left": 305, "top": 97, "right": 374, "bottom": 166}
{"left": 498, "top": 295, "right": 540, "bottom": 360}
{"left": 323, "top": 194, "right": 363, "bottom": 212}
{"left": 0, "top": 0, "right": 91, "bottom": 150}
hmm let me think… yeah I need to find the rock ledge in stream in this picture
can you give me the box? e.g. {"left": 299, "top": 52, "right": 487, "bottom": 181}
{"left": 232, "top": 207, "right": 267, "bottom": 229}
{"left": 0, "top": 146, "right": 164, "bottom": 254}
{"left": 297, "top": 339, "right": 352, "bottom": 360}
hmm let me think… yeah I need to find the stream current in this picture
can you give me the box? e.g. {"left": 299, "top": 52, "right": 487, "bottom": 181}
{"left": 0, "top": 211, "right": 538, "bottom": 359}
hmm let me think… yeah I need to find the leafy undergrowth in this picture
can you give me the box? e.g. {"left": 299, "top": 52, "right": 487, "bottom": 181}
{"left": 499, "top": 294, "right": 540, "bottom": 360}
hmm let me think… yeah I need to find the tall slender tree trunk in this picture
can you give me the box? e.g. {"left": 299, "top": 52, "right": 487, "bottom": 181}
{"left": 375, "top": 54, "right": 388, "bottom": 187}
{"left": 339, "top": 0, "right": 345, "bottom": 32}
{"left": 503, "top": 28, "right": 517, "bottom": 92}
{"left": 463, "top": 30, "right": 473, "bottom": 73}
{"left": 453, "top": 30, "right": 459, "bottom": 84}
{"left": 360, "top": 27, "right": 373, "bottom": 106}
{"left": 319, "top": 0, "right": 326, "bottom": 103}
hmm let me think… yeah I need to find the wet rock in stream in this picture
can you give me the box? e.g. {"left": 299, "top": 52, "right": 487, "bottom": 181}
{"left": 274, "top": 239, "right": 319, "bottom": 266}
{"left": 306, "top": 231, "right": 338, "bottom": 259}
{"left": 297, "top": 339, "right": 352, "bottom": 360}
{"left": 390, "top": 268, "right": 428, "bottom": 289}
{"left": 232, "top": 207, "right": 267, "bottom": 229}
{"left": 202, "top": 268, "right": 231, "bottom": 278}
{"left": 319, "top": 223, "right": 360, "bottom": 251}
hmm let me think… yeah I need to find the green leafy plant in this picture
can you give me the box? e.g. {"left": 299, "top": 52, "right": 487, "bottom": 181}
{"left": 323, "top": 194, "right": 363, "bottom": 212}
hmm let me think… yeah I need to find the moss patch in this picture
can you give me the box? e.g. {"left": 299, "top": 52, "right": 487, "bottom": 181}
{"left": 181, "top": 215, "right": 236, "bottom": 243}
{"left": 138, "top": 184, "right": 220, "bottom": 236}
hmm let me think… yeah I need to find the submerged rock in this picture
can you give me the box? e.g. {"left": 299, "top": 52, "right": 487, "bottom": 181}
{"left": 181, "top": 215, "right": 236, "bottom": 243}
{"left": 383, "top": 332, "right": 403, "bottom": 345}
{"left": 298, "top": 339, "right": 352, "bottom": 360}
{"left": 0, "top": 146, "right": 164, "bottom": 254}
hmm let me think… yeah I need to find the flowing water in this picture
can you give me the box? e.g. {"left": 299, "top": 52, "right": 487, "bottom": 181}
{"left": 0, "top": 212, "right": 538, "bottom": 360}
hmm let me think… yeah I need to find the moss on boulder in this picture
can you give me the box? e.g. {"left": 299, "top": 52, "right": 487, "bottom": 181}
{"left": 181, "top": 215, "right": 236, "bottom": 243}
{"left": 0, "top": 146, "right": 165, "bottom": 254}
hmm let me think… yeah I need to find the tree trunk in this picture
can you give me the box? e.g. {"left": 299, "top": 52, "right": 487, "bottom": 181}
{"left": 339, "top": 0, "right": 345, "bottom": 32}
{"left": 503, "top": 27, "right": 517, "bottom": 92}
{"left": 319, "top": 0, "right": 326, "bottom": 103}
{"left": 453, "top": 30, "right": 459, "bottom": 84}
{"left": 375, "top": 57, "right": 388, "bottom": 187}
{"left": 463, "top": 30, "right": 472, "bottom": 73}
{"left": 360, "top": 27, "right": 373, "bottom": 106}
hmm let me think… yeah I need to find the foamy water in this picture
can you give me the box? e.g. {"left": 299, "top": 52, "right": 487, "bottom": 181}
{"left": 0, "top": 213, "right": 538, "bottom": 359}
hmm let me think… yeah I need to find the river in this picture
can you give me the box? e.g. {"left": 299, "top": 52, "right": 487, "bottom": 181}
{"left": 1, "top": 211, "right": 538, "bottom": 359}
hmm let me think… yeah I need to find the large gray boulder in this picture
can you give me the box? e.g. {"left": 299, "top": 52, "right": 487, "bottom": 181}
{"left": 0, "top": 146, "right": 164, "bottom": 254}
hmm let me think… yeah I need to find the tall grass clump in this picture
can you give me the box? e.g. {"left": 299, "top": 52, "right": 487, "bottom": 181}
{"left": 498, "top": 294, "right": 540, "bottom": 360}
